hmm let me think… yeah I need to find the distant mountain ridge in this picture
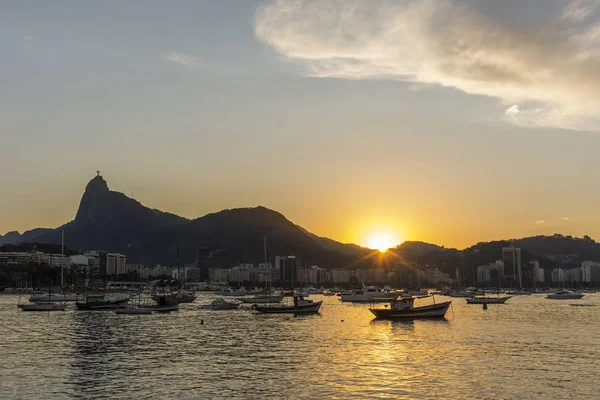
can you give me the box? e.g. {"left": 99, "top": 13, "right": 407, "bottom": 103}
{"left": 2, "top": 175, "right": 599, "bottom": 276}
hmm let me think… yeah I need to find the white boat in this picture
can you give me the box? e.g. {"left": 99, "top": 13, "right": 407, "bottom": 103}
{"left": 546, "top": 290, "right": 584, "bottom": 300}
{"left": 115, "top": 307, "right": 153, "bottom": 315}
{"left": 29, "top": 293, "right": 85, "bottom": 302}
{"left": 200, "top": 298, "right": 240, "bottom": 310}
{"left": 19, "top": 302, "right": 68, "bottom": 312}
{"left": 506, "top": 289, "right": 532, "bottom": 295}
{"left": 238, "top": 294, "right": 284, "bottom": 304}
{"left": 218, "top": 287, "right": 246, "bottom": 297}
{"left": 340, "top": 284, "right": 392, "bottom": 303}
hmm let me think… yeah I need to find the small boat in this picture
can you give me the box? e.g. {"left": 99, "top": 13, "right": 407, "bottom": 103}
{"left": 176, "top": 290, "right": 197, "bottom": 303}
{"left": 218, "top": 287, "right": 246, "bottom": 297}
{"left": 369, "top": 297, "right": 451, "bottom": 320}
{"left": 76, "top": 294, "right": 130, "bottom": 310}
{"left": 465, "top": 296, "right": 511, "bottom": 304}
{"left": 546, "top": 290, "right": 584, "bottom": 300}
{"left": 19, "top": 302, "right": 68, "bottom": 312}
{"left": 140, "top": 294, "right": 180, "bottom": 312}
{"left": 115, "top": 307, "right": 153, "bottom": 315}
{"left": 200, "top": 297, "right": 240, "bottom": 310}
{"left": 238, "top": 294, "right": 284, "bottom": 304}
{"left": 340, "top": 283, "right": 392, "bottom": 303}
{"left": 322, "top": 290, "right": 336, "bottom": 296}
{"left": 252, "top": 296, "right": 322, "bottom": 314}
{"left": 506, "top": 289, "right": 532, "bottom": 295}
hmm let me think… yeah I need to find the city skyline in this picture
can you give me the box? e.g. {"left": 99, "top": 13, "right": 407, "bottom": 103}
{"left": 3, "top": 0, "right": 600, "bottom": 248}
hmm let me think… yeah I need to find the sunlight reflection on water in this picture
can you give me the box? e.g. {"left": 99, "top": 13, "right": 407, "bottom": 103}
{"left": 1, "top": 294, "right": 599, "bottom": 399}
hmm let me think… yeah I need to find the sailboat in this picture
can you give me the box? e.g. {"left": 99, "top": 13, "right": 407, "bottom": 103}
{"left": 19, "top": 283, "right": 68, "bottom": 312}
{"left": 465, "top": 273, "right": 511, "bottom": 304}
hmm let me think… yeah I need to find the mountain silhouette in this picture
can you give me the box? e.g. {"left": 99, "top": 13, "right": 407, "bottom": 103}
{"left": 5, "top": 175, "right": 362, "bottom": 268}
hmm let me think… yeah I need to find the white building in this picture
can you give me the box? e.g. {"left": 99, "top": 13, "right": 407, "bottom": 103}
{"left": 330, "top": 269, "right": 350, "bottom": 283}
{"left": 48, "top": 254, "right": 71, "bottom": 269}
{"left": 581, "top": 261, "right": 600, "bottom": 283}
{"left": 106, "top": 253, "right": 127, "bottom": 275}
{"left": 531, "top": 261, "right": 545, "bottom": 283}
{"left": 476, "top": 261, "right": 504, "bottom": 284}
{"left": 551, "top": 268, "right": 565, "bottom": 284}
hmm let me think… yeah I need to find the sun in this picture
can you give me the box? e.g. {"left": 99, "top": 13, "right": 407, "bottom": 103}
{"left": 365, "top": 231, "right": 398, "bottom": 252}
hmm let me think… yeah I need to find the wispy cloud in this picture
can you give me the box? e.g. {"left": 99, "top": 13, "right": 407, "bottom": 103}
{"left": 255, "top": 0, "right": 600, "bottom": 131}
{"left": 535, "top": 220, "right": 546, "bottom": 224}
{"left": 562, "top": 0, "right": 600, "bottom": 21}
{"left": 560, "top": 216, "right": 571, "bottom": 221}
{"left": 161, "top": 51, "right": 202, "bottom": 67}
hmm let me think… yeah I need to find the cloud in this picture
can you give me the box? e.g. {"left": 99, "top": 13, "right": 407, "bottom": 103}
{"left": 562, "top": 0, "right": 600, "bottom": 21}
{"left": 161, "top": 51, "right": 202, "bottom": 67}
{"left": 255, "top": 0, "right": 600, "bottom": 131}
{"left": 535, "top": 220, "right": 546, "bottom": 224}
{"left": 560, "top": 216, "right": 571, "bottom": 220}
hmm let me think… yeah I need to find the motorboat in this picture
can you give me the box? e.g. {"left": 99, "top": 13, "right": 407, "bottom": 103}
{"left": 218, "top": 287, "right": 246, "bottom": 297}
{"left": 340, "top": 284, "right": 392, "bottom": 303}
{"left": 115, "top": 307, "right": 153, "bottom": 315}
{"left": 369, "top": 297, "right": 452, "bottom": 320}
{"left": 546, "top": 290, "right": 584, "bottom": 300}
{"left": 19, "top": 302, "right": 68, "bottom": 312}
{"left": 200, "top": 297, "right": 240, "bottom": 310}
{"left": 506, "top": 289, "right": 533, "bottom": 295}
{"left": 76, "top": 294, "right": 130, "bottom": 310}
{"left": 252, "top": 296, "right": 322, "bottom": 314}
{"left": 465, "top": 296, "right": 511, "bottom": 304}
{"left": 29, "top": 293, "right": 85, "bottom": 302}
{"left": 238, "top": 294, "right": 284, "bottom": 304}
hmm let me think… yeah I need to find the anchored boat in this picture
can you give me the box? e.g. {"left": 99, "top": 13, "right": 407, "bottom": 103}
{"left": 252, "top": 296, "right": 322, "bottom": 314}
{"left": 76, "top": 294, "right": 130, "bottom": 310}
{"left": 369, "top": 297, "right": 452, "bottom": 320}
{"left": 200, "top": 297, "right": 240, "bottom": 310}
{"left": 465, "top": 296, "right": 511, "bottom": 304}
{"left": 546, "top": 290, "right": 584, "bottom": 300}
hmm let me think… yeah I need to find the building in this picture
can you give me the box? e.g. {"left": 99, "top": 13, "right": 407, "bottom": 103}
{"left": 581, "top": 261, "right": 600, "bottom": 284}
{"left": 209, "top": 268, "right": 229, "bottom": 283}
{"left": 476, "top": 261, "right": 504, "bottom": 285}
{"left": 275, "top": 256, "right": 299, "bottom": 287}
{"left": 48, "top": 254, "right": 71, "bottom": 269}
{"left": 106, "top": 253, "right": 127, "bottom": 276}
{"left": 530, "top": 261, "right": 545, "bottom": 283}
{"left": 502, "top": 247, "right": 522, "bottom": 287}
{"left": 297, "top": 265, "right": 329, "bottom": 285}
{"left": 551, "top": 268, "right": 565, "bottom": 284}
{"left": 330, "top": 269, "right": 351, "bottom": 284}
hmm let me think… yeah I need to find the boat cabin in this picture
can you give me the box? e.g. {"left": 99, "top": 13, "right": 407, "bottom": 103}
{"left": 390, "top": 297, "right": 415, "bottom": 311}
{"left": 293, "top": 296, "right": 314, "bottom": 307}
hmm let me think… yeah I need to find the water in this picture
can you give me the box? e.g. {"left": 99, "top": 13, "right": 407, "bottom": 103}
{"left": 1, "top": 293, "right": 599, "bottom": 399}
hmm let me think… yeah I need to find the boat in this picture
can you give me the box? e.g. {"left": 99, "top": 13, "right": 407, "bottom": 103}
{"left": 546, "top": 290, "right": 584, "bottom": 300}
{"left": 140, "top": 293, "right": 180, "bottom": 312}
{"left": 340, "top": 283, "right": 392, "bottom": 303}
{"left": 19, "top": 284, "right": 68, "bottom": 311}
{"left": 506, "top": 289, "right": 532, "bottom": 295}
{"left": 238, "top": 294, "right": 284, "bottom": 304}
{"left": 29, "top": 293, "right": 85, "bottom": 302}
{"left": 200, "top": 297, "right": 240, "bottom": 310}
{"left": 252, "top": 296, "right": 322, "bottom": 314}
{"left": 218, "top": 287, "right": 246, "bottom": 297}
{"left": 19, "top": 302, "right": 68, "bottom": 312}
{"left": 76, "top": 294, "right": 130, "bottom": 310}
{"left": 115, "top": 307, "right": 153, "bottom": 315}
{"left": 465, "top": 296, "right": 511, "bottom": 304}
{"left": 369, "top": 297, "right": 452, "bottom": 320}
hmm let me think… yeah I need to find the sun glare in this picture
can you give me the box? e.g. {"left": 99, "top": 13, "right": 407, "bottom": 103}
{"left": 365, "top": 231, "right": 398, "bottom": 252}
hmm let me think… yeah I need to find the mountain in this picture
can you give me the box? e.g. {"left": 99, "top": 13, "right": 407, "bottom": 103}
{"left": 8, "top": 175, "right": 360, "bottom": 268}
{"left": 0, "top": 231, "right": 23, "bottom": 246}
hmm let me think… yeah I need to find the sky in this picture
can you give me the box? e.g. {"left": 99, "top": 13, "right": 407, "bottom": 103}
{"left": 2, "top": 0, "right": 600, "bottom": 249}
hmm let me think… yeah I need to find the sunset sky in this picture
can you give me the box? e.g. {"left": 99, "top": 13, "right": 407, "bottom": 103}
{"left": 2, "top": 0, "right": 600, "bottom": 249}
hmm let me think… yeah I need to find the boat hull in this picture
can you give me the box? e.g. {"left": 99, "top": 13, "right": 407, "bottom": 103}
{"left": 20, "top": 303, "right": 68, "bottom": 312}
{"left": 547, "top": 294, "right": 584, "bottom": 299}
{"left": 369, "top": 301, "right": 451, "bottom": 320}
{"left": 29, "top": 294, "right": 85, "bottom": 302}
{"left": 253, "top": 301, "right": 322, "bottom": 314}
{"left": 76, "top": 298, "right": 130, "bottom": 310}
{"left": 238, "top": 295, "right": 284, "bottom": 304}
{"left": 340, "top": 296, "right": 395, "bottom": 303}
{"left": 465, "top": 296, "right": 511, "bottom": 304}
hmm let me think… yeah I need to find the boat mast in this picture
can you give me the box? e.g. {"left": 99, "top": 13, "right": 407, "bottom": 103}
{"left": 60, "top": 230, "right": 64, "bottom": 289}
